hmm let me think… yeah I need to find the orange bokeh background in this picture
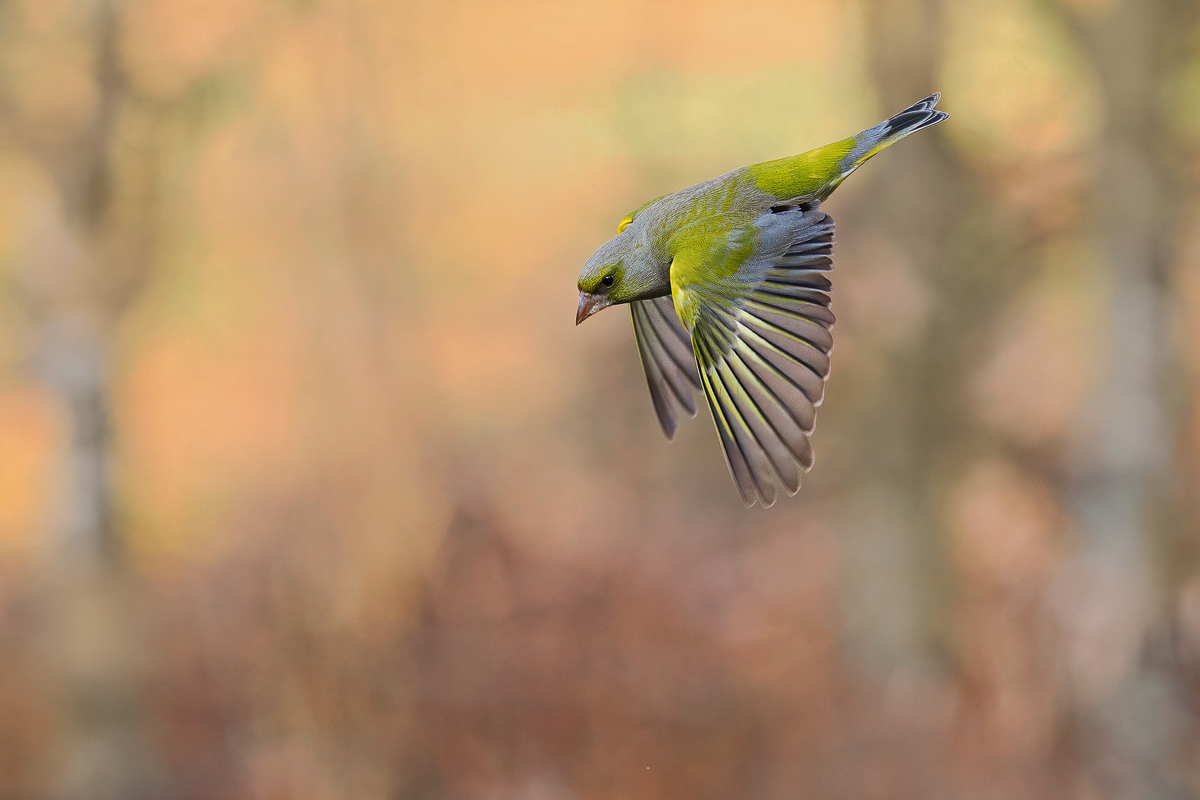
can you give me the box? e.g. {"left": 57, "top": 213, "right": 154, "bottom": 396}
{"left": 2, "top": 0, "right": 1200, "bottom": 797}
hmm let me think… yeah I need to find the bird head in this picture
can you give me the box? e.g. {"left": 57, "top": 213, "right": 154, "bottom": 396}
{"left": 575, "top": 237, "right": 626, "bottom": 324}
{"left": 576, "top": 199, "right": 667, "bottom": 325}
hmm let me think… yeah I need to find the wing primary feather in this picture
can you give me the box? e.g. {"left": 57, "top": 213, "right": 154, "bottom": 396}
{"left": 730, "top": 341, "right": 813, "bottom": 436}
{"left": 632, "top": 305, "right": 682, "bottom": 439}
{"left": 695, "top": 346, "right": 758, "bottom": 507}
{"left": 759, "top": 287, "right": 835, "bottom": 317}
{"left": 638, "top": 304, "right": 698, "bottom": 413}
{"left": 719, "top": 353, "right": 801, "bottom": 493}
{"left": 697, "top": 335, "right": 777, "bottom": 506}
{"left": 729, "top": 344, "right": 815, "bottom": 473}
{"left": 740, "top": 314, "right": 832, "bottom": 379}
{"left": 776, "top": 253, "right": 832, "bottom": 268}
{"left": 706, "top": 353, "right": 780, "bottom": 506}
{"left": 739, "top": 327, "right": 827, "bottom": 408}
{"left": 734, "top": 340, "right": 818, "bottom": 434}
{"left": 756, "top": 291, "right": 836, "bottom": 325}
{"left": 744, "top": 299, "right": 834, "bottom": 351}
{"left": 785, "top": 237, "right": 832, "bottom": 252}
{"left": 649, "top": 298, "right": 702, "bottom": 384}
{"left": 646, "top": 297, "right": 702, "bottom": 394}
{"left": 764, "top": 273, "right": 832, "bottom": 292}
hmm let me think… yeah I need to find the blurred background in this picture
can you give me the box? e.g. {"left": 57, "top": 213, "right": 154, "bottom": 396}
{"left": 1, "top": 0, "right": 1200, "bottom": 797}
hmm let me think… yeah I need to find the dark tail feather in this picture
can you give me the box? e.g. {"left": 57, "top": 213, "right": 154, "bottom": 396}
{"left": 836, "top": 93, "right": 949, "bottom": 177}
{"left": 879, "top": 93, "right": 949, "bottom": 140}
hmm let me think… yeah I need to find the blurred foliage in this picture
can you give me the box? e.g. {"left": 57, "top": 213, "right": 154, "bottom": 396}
{"left": 2, "top": 0, "right": 1200, "bottom": 798}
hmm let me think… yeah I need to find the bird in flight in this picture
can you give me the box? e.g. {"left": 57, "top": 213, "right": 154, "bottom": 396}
{"left": 576, "top": 94, "right": 948, "bottom": 507}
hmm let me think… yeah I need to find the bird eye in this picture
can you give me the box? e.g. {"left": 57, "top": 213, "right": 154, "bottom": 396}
{"left": 600, "top": 274, "right": 615, "bottom": 289}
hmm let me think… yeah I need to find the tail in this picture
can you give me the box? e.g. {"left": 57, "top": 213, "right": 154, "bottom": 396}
{"left": 831, "top": 94, "right": 948, "bottom": 188}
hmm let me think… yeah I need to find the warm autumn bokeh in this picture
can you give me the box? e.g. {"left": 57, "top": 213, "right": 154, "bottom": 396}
{"left": 2, "top": 0, "right": 1200, "bottom": 797}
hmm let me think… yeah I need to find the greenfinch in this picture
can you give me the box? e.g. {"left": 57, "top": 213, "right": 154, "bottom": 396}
{"left": 576, "top": 94, "right": 948, "bottom": 507}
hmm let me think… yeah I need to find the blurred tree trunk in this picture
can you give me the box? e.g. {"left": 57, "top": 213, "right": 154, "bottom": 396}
{"left": 5, "top": 2, "right": 159, "bottom": 797}
{"left": 850, "top": 0, "right": 1011, "bottom": 668}
{"left": 859, "top": 0, "right": 1196, "bottom": 791}
{"left": 1051, "top": 0, "right": 1193, "bottom": 794}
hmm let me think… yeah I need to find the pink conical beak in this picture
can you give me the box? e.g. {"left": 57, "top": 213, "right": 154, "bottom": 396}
{"left": 576, "top": 291, "right": 611, "bottom": 325}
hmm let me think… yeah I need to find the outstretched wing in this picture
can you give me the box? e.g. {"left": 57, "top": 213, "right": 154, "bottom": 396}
{"left": 674, "top": 207, "right": 835, "bottom": 507}
{"left": 631, "top": 295, "right": 701, "bottom": 438}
